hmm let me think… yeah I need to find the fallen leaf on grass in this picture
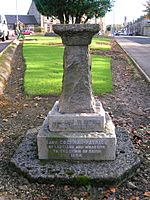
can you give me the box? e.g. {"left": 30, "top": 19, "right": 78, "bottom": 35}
{"left": 139, "top": 124, "right": 145, "bottom": 129}
{"left": 41, "top": 196, "right": 49, "bottom": 199}
{"left": 37, "top": 114, "right": 45, "bottom": 119}
{"left": 80, "top": 191, "right": 89, "bottom": 198}
{"left": 2, "top": 119, "right": 8, "bottom": 122}
{"left": 34, "top": 96, "right": 42, "bottom": 101}
{"left": 103, "top": 187, "right": 117, "bottom": 199}
{"left": 49, "top": 184, "right": 55, "bottom": 188}
{"left": 146, "top": 130, "right": 150, "bottom": 134}
{"left": 64, "top": 185, "right": 69, "bottom": 191}
{"left": 34, "top": 103, "right": 38, "bottom": 107}
{"left": 109, "top": 187, "right": 117, "bottom": 193}
{"left": 23, "top": 103, "right": 29, "bottom": 107}
{"left": 131, "top": 128, "right": 137, "bottom": 135}
{"left": 133, "top": 135, "right": 142, "bottom": 145}
{"left": 129, "top": 196, "right": 139, "bottom": 200}
{"left": 11, "top": 113, "right": 17, "bottom": 117}
{"left": 144, "top": 191, "right": 150, "bottom": 197}
{"left": 104, "top": 189, "right": 110, "bottom": 198}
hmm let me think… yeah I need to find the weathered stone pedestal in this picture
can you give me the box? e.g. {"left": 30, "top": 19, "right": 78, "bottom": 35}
{"left": 37, "top": 24, "right": 116, "bottom": 161}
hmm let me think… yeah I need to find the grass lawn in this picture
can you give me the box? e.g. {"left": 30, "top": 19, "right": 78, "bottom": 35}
{"left": 90, "top": 36, "right": 111, "bottom": 50}
{"left": 23, "top": 35, "right": 112, "bottom": 96}
{"left": 92, "top": 55, "right": 112, "bottom": 94}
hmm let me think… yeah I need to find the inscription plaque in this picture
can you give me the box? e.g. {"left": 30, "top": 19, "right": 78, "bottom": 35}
{"left": 49, "top": 118, "right": 105, "bottom": 132}
{"left": 48, "top": 101, "right": 106, "bottom": 132}
{"left": 48, "top": 138, "right": 108, "bottom": 160}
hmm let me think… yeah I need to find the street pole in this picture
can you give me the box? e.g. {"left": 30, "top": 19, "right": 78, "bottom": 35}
{"left": 112, "top": 1, "right": 115, "bottom": 36}
{"left": 16, "top": 0, "right": 19, "bottom": 29}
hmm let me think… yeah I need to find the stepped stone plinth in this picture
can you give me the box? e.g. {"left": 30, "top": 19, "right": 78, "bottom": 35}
{"left": 11, "top": 24, "right": 140, "bottom": 186}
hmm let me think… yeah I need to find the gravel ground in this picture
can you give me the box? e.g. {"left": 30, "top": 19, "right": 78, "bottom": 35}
{"left": 0, "top": 40, "right": 150, "bottom": 200}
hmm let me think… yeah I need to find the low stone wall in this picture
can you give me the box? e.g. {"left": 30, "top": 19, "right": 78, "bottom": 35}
{"left": 0, "top": 40, "right": 20, "bottom": 95}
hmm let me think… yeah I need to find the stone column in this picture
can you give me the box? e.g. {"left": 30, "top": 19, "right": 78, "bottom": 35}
{"left": 53, "top": 24, "right": 99, "bottom": 113}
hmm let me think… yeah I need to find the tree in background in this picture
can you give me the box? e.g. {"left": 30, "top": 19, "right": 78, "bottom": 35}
{"left": 33, "top": 0, "right": 114, "bottom": 24}
{"left": 144, "top": 0, "right": 150, "bottom": 19}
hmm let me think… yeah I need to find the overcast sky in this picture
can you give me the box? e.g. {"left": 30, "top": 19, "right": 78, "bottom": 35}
{"left": 0, "top": 0, "right": 32, "bottom": 15}
{"left": 105, "top": 0, "right": 147, "bottom": 25}
{"left": 0, "top": 0, "right": 147, "bottom": 25}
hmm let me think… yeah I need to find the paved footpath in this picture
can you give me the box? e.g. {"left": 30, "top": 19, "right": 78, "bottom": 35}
{"left": 115, "top": 36, "right": 150, "bottom": 82}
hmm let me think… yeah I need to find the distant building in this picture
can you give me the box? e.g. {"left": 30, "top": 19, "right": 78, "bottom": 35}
{"left": 27, "top": 0, "right": 59, "bottom": 32}
{"left": 5, "top": 15, "right": 38, "bottom": 31}
{"left": 27, "top": 1, "right": 41, "bottom": 25}
{"left": 126, "top": 16, "right": 150, "bottom": 36}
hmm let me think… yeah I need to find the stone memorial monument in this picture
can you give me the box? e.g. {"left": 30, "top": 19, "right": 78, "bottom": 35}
{"left": 11, "top": 24, "right": 140, "bottom": 186}
{"left": 37, "top": 24, "right": 117, "bottom": 161}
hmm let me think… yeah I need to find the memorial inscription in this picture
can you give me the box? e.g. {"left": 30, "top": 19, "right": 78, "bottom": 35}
{"left": 50, "top": 118, "right": 104, "bottom": 131}
{"left": 48, "top": 138, "right": 107, "bottom": 159}
{"left": 48, "top": 101, "right": 106, "bottom": 132}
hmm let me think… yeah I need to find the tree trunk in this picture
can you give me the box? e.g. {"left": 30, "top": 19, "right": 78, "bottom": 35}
{"left": 65, "top": 12, "right": 69, "bottom": 24}
{"left": 58, "top": 13, "right": 64, "bottom": 24}
{"left": 71, "top": 15, "right": 74, "bottom": 24}
{"left": 84, "top": 17, "right": 90, "bottom": 24}
{"left": 75, "top": 15, "right": 82, "bottom": 23}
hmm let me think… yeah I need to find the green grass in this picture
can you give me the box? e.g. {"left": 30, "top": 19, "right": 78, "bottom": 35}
{"left": 23, "top": 44, "right": 63, "bottom": 95}
{"left": 23, "top": 35, "right": 112, "bottom": 96}
{"left": 24, "top": 35, "right": 62, "bottom": 45}
{"left": 90, "top": 36, "right": 111, "bottom": 50}
{"left": 92, "top": 55, "right": 112, "bottom": 94}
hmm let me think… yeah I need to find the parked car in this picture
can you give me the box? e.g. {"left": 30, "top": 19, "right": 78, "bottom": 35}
{"left": 20, "top": 29, "right": 33, "bottom": 35}
{"left": 114, "top": 31, "right": 125, "bottom": 36}
{"left": 0, "top": 15, "right": 9, "bottom": 41}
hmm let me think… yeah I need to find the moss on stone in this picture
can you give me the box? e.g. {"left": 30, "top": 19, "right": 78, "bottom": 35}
{"left": 65, "top": 170, "right": 74, "bottom": 176}
{"left": 74, "top": 175, "right": 90, "bottom": 186}
{"left": 39, "top": 160, "right": 48, "bottom": 166}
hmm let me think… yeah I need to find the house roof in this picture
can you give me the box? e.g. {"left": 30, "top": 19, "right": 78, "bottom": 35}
{"left": 5, "top": 15, "right": 38, "bottom": 25}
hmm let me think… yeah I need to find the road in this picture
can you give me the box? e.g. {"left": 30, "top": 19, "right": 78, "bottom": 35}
{"left": 0, "top": 40, "right": 12, "bottom": 53}
{"left": 115, "top": 36, "right": 150, "bottom": 82}
{"left": 122, "top": 36, "right": 150, "bottom": 44}
{"left": 0, "top": 35, "right": 17, "bottom": 54}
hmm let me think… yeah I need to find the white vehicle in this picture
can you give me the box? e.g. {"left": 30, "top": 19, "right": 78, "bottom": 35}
{"left": 0, "top": 15, "right": 9, "bottom": 41}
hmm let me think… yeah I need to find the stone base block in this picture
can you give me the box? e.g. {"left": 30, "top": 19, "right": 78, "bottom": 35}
{"left": 37, "top": 112, "right": 116, "bottom": 161}
{"left": 11, "top": 127, "right": 141, "bottom": 187}
{"left": 48, "top": 101, "right": 106, "bottom": 132}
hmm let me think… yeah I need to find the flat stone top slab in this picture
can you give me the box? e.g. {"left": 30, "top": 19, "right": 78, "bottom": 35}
{"left": 11, "top": 127, "right": 140, "bottom": 186}
{"left": 49, "top": 101, "right": 105, "bottom": 116}
{"left": 53, "top": 24, "right": 99, "bottom": 46}
{"left": 53, "top": 24, "right": 99, "bottom": 33}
